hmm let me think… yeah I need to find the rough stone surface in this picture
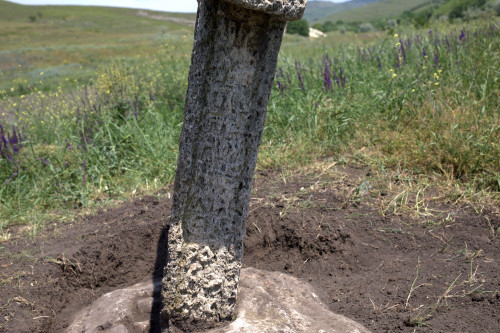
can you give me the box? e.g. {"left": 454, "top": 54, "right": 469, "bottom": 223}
{"left": 223, "top": 0, "right": 307, "bottom": 21}
{"left": 66, "top": 268, "right": 371, "bottom": 333}
{"left": 206, "top": 268, "right": 371, "bottom": 333}
{"left": 162, "top": 0, "right": 305, "bottom": 330}
{"left": 65, "top": 280, "right": 161, "bottom": 333}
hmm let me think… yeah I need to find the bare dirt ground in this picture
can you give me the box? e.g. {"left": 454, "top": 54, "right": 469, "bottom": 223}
{"left": 1, "top": 162, "right": 499, "bottom": 332}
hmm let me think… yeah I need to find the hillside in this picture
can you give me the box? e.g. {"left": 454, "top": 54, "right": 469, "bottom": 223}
{"left": 0, "top": 0, "right": 195, "bottom": 92}
{"left": 317, "top": 0, "right": 435, "bottom": 23}
{"left": 0, "top": 0, "right": 195, "bottom": 54}
{"left": 304, "top": 0, "right": 381, "bottom": 22}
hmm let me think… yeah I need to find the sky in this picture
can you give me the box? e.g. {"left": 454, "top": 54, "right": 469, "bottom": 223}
{"left": 7, "top": 0, "right": 350, "bottom": 13}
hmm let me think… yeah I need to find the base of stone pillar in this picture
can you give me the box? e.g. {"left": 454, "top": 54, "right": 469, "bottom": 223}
{"left": 66, "top": 268, "right": 371, "bottom": 333}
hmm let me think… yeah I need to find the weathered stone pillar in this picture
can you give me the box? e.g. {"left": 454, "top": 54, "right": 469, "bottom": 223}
{"left": 161, "top": 0, "right": 306, "bottom": 330}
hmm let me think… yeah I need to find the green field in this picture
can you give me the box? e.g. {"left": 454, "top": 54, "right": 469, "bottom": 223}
{"left": 317, "top": 0, "right": 436, "bottom": 23}
{"left": 0, "top": 1, "right": 499, "bottom": 234}
{"left": 0, "top": 0, "right": 195, "bottom": 96}
{"left": 303, "top": 0, "right": 381, "bottom": 23}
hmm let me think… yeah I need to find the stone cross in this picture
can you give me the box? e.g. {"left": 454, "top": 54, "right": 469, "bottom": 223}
{"left": 161, "top": 0, "right": 306, "bottom": 331}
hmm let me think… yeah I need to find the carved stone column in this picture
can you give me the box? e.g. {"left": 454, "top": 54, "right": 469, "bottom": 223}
{"left": 161, "top": 0, "right": 306, "bottom": 330}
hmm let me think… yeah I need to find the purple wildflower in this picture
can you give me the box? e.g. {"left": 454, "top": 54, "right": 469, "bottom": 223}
{"left": 38, "top": 157, "right": 50, "bottom": 167}
{"left": 339, "top": 67, "right": 346, "bottom": 88}
{"left": 66, "top": 139, "right": 74, "bottom": 150}
{"left": 0, "top": 122, "right": 23, "bottom": 161}
{"left": 277, "top": 80, "right": 284, "bottom": 93}
{"left": 323, "top": 53, "right": 332, "bottom": 68}
{"left": 323, "top": 63, "right": 332, "bottom": 91}
{"left": 82, "top": 160, "right": 86, "bottom": 188}
{"left": 459, "top": 28, "right": 465, "bottom": 42}
{"left": 276, "top": 73, "right": 285, "bottom": 93}
{"left": 333, "top": 71, "right": 340, "bottom": 87}
{"left": 297, "top": 72, "right": 305, "bottom": 91}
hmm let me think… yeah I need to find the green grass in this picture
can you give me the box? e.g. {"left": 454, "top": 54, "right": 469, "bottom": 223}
{"left": 0, "top": 1, "right": 498, "bottom": 233}
{"left": 0, "top": 0, "right": 195, "bottom": 96}
{"left": 303, "top": 0, "right": 381, "bottom": 23}
{"left": 317, "top": 0, "right": 436, "bottom": 23}
{"left": 435, "top": 0, "right": 488, "bottom": 17}
{"left": 271, "top": 24, "right": 499, "bottom": 192}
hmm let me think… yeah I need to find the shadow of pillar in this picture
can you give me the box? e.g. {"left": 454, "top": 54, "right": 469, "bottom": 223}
{"left": 149, "top": 225, "right": 169, "bottom": 333}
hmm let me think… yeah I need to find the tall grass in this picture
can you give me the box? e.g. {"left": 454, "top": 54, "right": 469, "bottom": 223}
{"left": 0, "top": 19, "right": 498, "bottom": 231}
{"left": 0, "top": 48, "right": 189, "bottom": 229}
{"left": 263, "top": 23, "right": 499, "bottom": 191}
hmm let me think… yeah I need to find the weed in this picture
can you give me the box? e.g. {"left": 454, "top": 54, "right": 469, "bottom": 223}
{"left": 0, "top": 229, "right": 11, "bottom": 242}
{"left": 485, "top": 217, "right": 500, "bottom": 239}
{"left": 46, "top": 254, "right": 81, "bottom": 274}
{"left": 405, "top": 257, "right": 421, "bottom": 309}
{"left": 406, "top": 272, "right": 462, "bottom": 326}
{"left": 406, "top": 252, "right": 491, "bottom": 327}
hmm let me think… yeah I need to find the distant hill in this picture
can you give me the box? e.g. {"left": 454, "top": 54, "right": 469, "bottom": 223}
{"left": 0, "top": 0, "right": 196, "bottom": 51}
{"left": 0, "top": 0, "right": 195, "bottom": 28}
{"left": 0, "top": 0, "right": 196, "bottom": 92}
{"left": 304, "top": 0, "right": 382, "bottom": 22}
{"left": 316, "top": 0, "right": 435, "bottom": 23}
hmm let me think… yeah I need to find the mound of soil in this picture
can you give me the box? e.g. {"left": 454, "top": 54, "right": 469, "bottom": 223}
{"left": 0, "top": 165, "right": 499, "bottom": 332}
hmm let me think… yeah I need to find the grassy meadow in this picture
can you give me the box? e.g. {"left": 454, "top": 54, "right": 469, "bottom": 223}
{"left": 316, "top": 0, "right": 434, "bottom": 23}
{"left": 0, "top": 1, "right": 499, "bottom": 235}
